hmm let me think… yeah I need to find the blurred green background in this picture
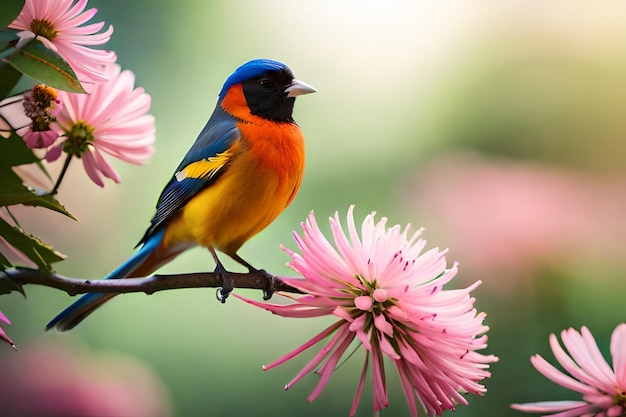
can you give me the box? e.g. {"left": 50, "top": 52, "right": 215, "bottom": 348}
{"left": 2, "top": 1, "right": 625, "bottom": 416}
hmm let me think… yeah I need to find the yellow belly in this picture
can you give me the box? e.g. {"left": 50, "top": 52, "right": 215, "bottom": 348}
{"left": 164, "top": 137, "right": 303, "bottom": 255}
{"left": 182, "top": 167, "right": 289, "bottom": 254}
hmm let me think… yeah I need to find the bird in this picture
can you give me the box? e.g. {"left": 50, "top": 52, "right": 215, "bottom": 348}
{"left": 46, "top": 59, "right": 316, "bottom": 331}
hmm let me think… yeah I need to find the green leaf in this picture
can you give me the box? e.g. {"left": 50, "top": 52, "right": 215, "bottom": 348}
{"left": 0, "top": 216, "right": 65, "bottom": 272}
{"left": 0, "top": 169, "right": 34, "bottom": 204}
{"left": 20, "top": 193, "right": 74, "bottom": 219}
{"left": 0, "top": 270, "right": 25, "bottom": 297}
{"left": 0, "top": 131, "right": 52, "bottom": 182}
{"left": 5, "top": 40, "right": 86, "bottom": 93}
{"left": 0, "top": 251, "right": 11, "bottom": 269}
{"left": 0, "top": 29, "right": 19, "bottom": 58}
{"left": 0, "top": 64, "right": 22, "bottom": 99}
{"left": 0, "top": 29, "right": 20, "bottom": 46}
{"left": 0, "top": 172, "right": 75, "bottom": 219}
{"left": 0, "top": 131, "right": 39, "bottom": 168}
{"left": 0, "top": 1, "right": 23, "bottom": 29}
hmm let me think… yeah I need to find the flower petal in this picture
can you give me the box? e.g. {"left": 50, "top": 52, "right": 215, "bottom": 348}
{"left": 354, "top": 295, "right": 372, "bottom": 311}
{"left": 511, "top": 400, "right": 590, "bottom": 413}
{"left": 50, "top": 64, "right": 154, "bottom": 186}
{"left": 610, "top": 323, "right": 626, "bottom": 388}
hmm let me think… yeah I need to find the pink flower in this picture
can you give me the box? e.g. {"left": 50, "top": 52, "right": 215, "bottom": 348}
{"left": 512, "top": 324, "right": 626, "bottom": 417}
{"left": 49, "top": 64, "right": 155, "bottom": 187}
{"left": 0, "top": 311, "right": 16, "bottom": 350}
{"left": 19, "top": 129, "right": 59, "bottom": 148}
{"left": 402, "top": 152, "right": 626, "bottom": 292}
{"left": 235, "top": 206, "right": 498, "bottom": 416}
{"left": 17, "top": 84, "right": 61, "bottom": 149}
{"left": 9, "top": 0, "right": 116, "bottom": 85}
{"left": 0, "top": 342, "right": 171, "bottom": 416}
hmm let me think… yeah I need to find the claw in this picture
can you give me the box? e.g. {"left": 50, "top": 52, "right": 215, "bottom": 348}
{"left": 211, "top": 248, "right": 233, "bottom": 304}
{"left": 216, "top": 288, "right": 227, "bottom": 303}
{"left": 257, "top": 269, "right": 275, "bottom": 300}
{"left": 227, "top": 252, "right": 275, "bottom": 300}
{"left": 215, "top": 266, "right": 233, "bottom": 303}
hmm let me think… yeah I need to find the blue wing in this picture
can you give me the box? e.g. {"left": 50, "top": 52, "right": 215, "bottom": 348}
{"left": 138, "top": 104, "right": 240, "bottom": 245}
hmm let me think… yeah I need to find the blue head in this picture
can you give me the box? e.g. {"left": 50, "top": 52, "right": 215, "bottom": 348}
{"left": 217, "top": 59, "right": 316, "bottom": 122}
{"left": 219, "top": 59, "right": 292, "bottom": 99}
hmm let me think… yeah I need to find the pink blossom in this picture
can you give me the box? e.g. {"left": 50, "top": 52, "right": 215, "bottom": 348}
{"left": 235, "top": 206, "right": 498, "bottom": 416}
{"left": 18, "top": 129, "right": 59, "bottom": 148}
{"left": 401, "top": 152, "right": 626, "bottom": 291}
{"left": 50, "top": 64, "right": 155, "bottom": 187}
{"left": 512, "top": 324, "right": 626, "bottom": 417}
{"left": 16, "top": 84, "right": 62, "bottom": 149}
{"left": 9, "top": 0, "right": 116, "bottom": 85}
{"left": 0, "top": 342, "right": 171, "bottom": 416}
{"left": 0, "top": 310, "right": 16, "bottom": 350}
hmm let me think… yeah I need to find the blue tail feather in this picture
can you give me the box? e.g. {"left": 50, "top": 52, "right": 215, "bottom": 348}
{"left": 45, "top": 228, "right": 166, "bottom": 331}
{"left": 103, "top": 227, "right": 166, "bottom": 280}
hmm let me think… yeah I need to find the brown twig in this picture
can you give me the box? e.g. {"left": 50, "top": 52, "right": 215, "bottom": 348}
{"left": 1, "top": 267, "right": 303, "bottom": 297}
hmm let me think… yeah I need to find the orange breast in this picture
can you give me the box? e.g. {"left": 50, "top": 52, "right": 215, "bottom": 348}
{"left": 169, "top": 98, "right": 305, "bottom": 255}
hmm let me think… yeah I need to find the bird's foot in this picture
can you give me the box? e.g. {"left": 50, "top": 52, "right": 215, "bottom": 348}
{"left": 214, "top": 264, "right": 233, "bottom": 304}
{"left": 228, "top": 253, "right": 275, "bottom": 300}
{"left": 255, "top": 269, "right": 275, "bottom": 300}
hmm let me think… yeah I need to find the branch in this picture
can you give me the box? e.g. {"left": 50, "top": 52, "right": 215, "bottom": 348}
{"left": 0, "top": 267, "right": 303, "bottom": 297}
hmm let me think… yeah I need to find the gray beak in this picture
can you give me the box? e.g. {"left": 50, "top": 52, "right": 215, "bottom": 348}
{"left": 285, "top": 79, "right": 317, "bottom": 98}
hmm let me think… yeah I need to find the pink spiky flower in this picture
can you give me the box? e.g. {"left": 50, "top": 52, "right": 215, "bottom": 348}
{"left": 9, "top": 0, "right": 116, "bottom": 85}
{"left": 512, "top": 324, "right": 626, "bottom": 417}
{"left": 48, "top": 63, "right": 155, "bottom": 187}
{"left": 0, "top": 311, "right": 16, "bottom": 350}
{"left": 235, "top": 206, "right": 498, "bottom": 416}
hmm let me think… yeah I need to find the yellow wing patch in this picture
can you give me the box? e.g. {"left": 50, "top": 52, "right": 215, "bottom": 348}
{"left": 175, "top": 150, "right": 234, "bottom": 182}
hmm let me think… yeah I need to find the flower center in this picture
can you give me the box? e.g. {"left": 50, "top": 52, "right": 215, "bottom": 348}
{"left": 32, "top": 84, "right": 58, "bottom": 109}
{"left": 353, "top": 275, "right": 395, "bottom": 311}
{"left": 23, "top": 84, "right": 59, "bottom": 132}
{"left": 31, "top": 115, "right": 51, "bottom": 132}
{"left": 614, "top": 390, "right": 626, "bottom": 410}
{"left": 63, "top": 121, "right": 95, "bottom": 157}
{"left": 30, "top": 19, "right": 58, "bottom": 41}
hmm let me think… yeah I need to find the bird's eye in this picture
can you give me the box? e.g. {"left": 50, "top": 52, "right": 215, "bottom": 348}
{"left": 259, "top": 78, "right": 273, "bottom": 88}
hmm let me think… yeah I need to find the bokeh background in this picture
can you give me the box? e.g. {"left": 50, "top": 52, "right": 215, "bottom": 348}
{"left": 2, "top": 1, "right": 625, "bottom": 416}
